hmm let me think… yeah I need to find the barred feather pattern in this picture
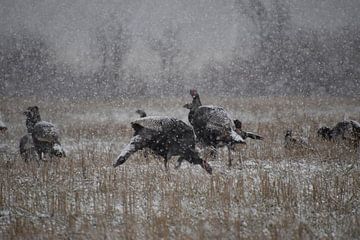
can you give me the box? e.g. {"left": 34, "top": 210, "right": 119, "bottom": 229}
{"left": 198, "top": 106, "right": 235, "bottom": 131}
{"left": 114, "top": 116, "right": 212, "bottom": 174}
{"left": 131, "top": 116, "right": 182, "bottom": 133}
{"left": 33, "top": 121, "right": 60, "bottom": 143}
{"left": 193, "top": 105, "right": 244, "bottom": 144}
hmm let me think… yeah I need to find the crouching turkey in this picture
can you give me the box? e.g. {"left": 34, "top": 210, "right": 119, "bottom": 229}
{"left": 113, "top": 116, "right": 212, "bottom": 174}
{"left": 23, "top": 106, "right": 66, "bottom": 160}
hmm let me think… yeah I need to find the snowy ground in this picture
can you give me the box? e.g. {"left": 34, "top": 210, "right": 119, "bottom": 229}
{"left": 0, "top": 96, "right": 359, "bottom": 239}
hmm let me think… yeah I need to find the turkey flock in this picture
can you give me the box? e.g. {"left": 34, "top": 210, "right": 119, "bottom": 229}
{"left": 1, "top": 89, "right": 360, "bottom": 175}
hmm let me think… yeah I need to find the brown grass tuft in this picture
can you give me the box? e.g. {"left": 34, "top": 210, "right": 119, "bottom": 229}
{"left": 0, "top": 96, "right": 359, "bottom": 239}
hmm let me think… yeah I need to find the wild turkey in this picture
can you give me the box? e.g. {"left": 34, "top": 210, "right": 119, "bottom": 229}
{"left": 284, "top": 129, "right": 312, "bottom": 150}
{"left": 19, "top": 133, "right": 37, "bottom": 161}
{"left": 23, "top": 106, "right": 65, "bottom": 160}
{"left": 184, "top": 104, "right": 263, "bottom": 141}
{"left": 113, "top": 116, "right": 212, "bottom": 174}
{"left": 318, "top": 120, "right": 360, "bottom": 148}
{"left": 185, "top": 89, "right": 245, "bottom": 167}
{"left": 233, "top": 119, "right": 263, "bottom": 140}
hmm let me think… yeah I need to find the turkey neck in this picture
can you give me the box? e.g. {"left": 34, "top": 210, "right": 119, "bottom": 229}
{"left": 188, "top": 95, "right": 202, "bottom": 125}
{"left": 26, "top": 115, "right": 41, "bottom": 133}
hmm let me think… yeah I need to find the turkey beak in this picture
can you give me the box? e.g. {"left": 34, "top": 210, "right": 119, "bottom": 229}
{"left": 23, "top": 110, "right": 30, "bottom": 116}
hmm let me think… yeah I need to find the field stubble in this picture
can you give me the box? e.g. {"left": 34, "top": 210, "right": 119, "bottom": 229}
{"left": 0, "top": 96, "right": 359, "bottom": 239}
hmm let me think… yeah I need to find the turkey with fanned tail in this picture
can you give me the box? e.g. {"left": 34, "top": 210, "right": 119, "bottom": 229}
{"left": 113, "top": 116, "right": 212, "bottom": 174}
{"left": 184, "top": 89, "right": 245, "bottom": 167}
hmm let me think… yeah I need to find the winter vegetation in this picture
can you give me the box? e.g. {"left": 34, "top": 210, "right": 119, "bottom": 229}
{"left": 1, "top": 96, "right": 360, "bottom": 239}
{"left": 1, "top": 0, "right": 360, "bottom": 239}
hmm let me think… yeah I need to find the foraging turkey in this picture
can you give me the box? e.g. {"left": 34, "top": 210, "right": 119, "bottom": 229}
{"left": 185, "top": 89, "right": 245, "bottom": 167}
{"left": 23, "top": 106, "right": 65, "bottom": 160}
{"left": 113, "top": 116, "right": 212, "bottom": 174}
{"left": 318, "top": 120, "right": 360, "bottom": 148}
{"left": 19, "top": 133, "right": 37, "bottom": 161}
{"left": 284, "top": 129, "right": 312, "bottom": 150}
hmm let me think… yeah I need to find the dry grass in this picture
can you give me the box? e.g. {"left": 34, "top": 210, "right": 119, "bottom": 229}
{"left": 0, "top": 96, "right": 360, "bottom": 239}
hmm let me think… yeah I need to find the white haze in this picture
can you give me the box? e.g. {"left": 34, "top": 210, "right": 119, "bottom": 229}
{"left": 1, "top": 0, "right": 359, "bottom": 73}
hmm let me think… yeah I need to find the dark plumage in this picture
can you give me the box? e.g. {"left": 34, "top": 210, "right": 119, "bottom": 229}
{"left": 19, "top": 134, "right": 36, "bottom": 161}
{"left": 23, "top": 106, "right": 65, "bottom": 160}
{"left": 184, "top": 89, "right": 203, "bottom": 125}
{"left": 317, "top": 127, "right": 332, "bottom": 141}
{"left": 24, "top": 106, "right": 41, "bottom": 133}
{"left": 113, "top": 116, "right": 212, "bottom": 174}
{"left": 184, "top": 105, "right": 263, "bottom": 141}
{"left": 318, "top": 120, "right": 360, "bottom": 148}
{"left": 185, "top": 89, "right": 245, "bottom": 167}
{"left": 136, "top": 109, "right": 147, "bottom": 118}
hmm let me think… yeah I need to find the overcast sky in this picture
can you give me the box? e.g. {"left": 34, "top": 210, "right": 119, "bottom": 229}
{"left": 1, "top": 0, "right": 359, "bottom": 73}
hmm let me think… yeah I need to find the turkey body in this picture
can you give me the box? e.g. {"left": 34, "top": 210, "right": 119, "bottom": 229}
{"left": 185, "top": 90, "right": 245, "bottom": 167}
{"left": 318, "top": 120, "right": 360, "bottom": 148}
{"left": 191, "top": 105, "right": 245, "bottom": 147}
{"left": 32, "top": 121, "right": 65, "bottom": 158}
{"left": 113, "top": 116, "right": 212, "bottom": 174}
{"left": 23, "top": 106, "right": 65, "bottom": 160}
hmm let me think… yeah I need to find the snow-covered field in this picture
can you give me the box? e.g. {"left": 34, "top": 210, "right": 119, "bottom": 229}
{"left": 0, "top": 96, "right": 359, "bottom": 239}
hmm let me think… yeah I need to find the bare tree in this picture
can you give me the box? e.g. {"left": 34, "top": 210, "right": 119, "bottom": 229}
{"left": 235, "top": 0, "right": 291, "bottom": 55}
{"left": 233, "top": 0, "right": 292, "bottom": 94}
{"left": 91, "top": 22, "right": 132, "bottom": 98}
{"left": 0, "top": 31, "right": 56, "bottom": 96}
{"left": 147, "top": 25, "right": 184, "bottom": 95}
